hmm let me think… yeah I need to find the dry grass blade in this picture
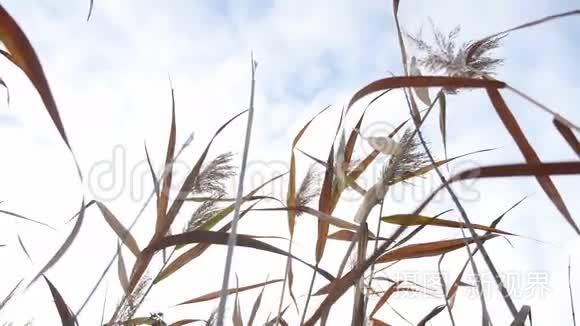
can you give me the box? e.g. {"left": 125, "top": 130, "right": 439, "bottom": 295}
{"left": 117, "top": 242, "right": 129, "bottom": 295}
{"left": 510, "top": 305, "right": 531, "bottom": 326}
{"left": 0, "top": 5, "right": 81, "bottom": 178}
{"left": 327, "top": 229, "right": 388, "bottom": 242}
{"left": 128, "top": 110, "right": 247, "bottom": 294}
{"left": 376, "top": 234, "right": 497, "bottom": 264}
{"left": 17, "top": 233, "right": 33, "bottom": 263}
{"left": 348, "top": 76, "right": 504, "bottom": 110}
{"left": 99, "top": 284, "right": 108, "bottom": 326}
{"left": 42, "top": 275, "right": 77, "bottom": 326}
{"left": 486, "top": 88, "right": 579, "bottom": 234}
{"left": 482, "top": 9, "right": 580, "bottom": 44}
{"left": 344, "top": 108, "right": 369, "bottom": 168}
{"left": 256, "top": 206, "right": 361, "bottom": 232}
{"left": 381, "top": 214, "right": 514, "bottom": 235}
{"left": 155, "top": 200, "right": 262, "bottom": 284}
{"left": 177, "top": 279, "right": 282, "bottom": 305}
{"left": 96, "top": 202, "right": 141, "bottom": 257}
{"left": 155, "top": 84, "right": 177, "bottom": 238}
{"left": 247, "top": 278, "right": 268, "bottom": 326}
{"left": 145, "top": 231, "right": 334, "bottom": 281}
{"left": 0, "top": 209, "right": 55, "bottom": 230}
{"left": 86, "top": 0, "right": 94, "bottom": 21}
{"left": 369, "top": 281, "right": 403, "bottom": 318}
{"left": 553, "top": 118, "right": 580, "bottom": 157}
{"left": 0, "top": 76, "right": 9, "bottom": 105}
{"left": 316, "top": 146, "right": 334, "bottom": 264}
{"left": 168, "top": 320, "right": 204, "bottom": 326}
{"left": 232, "top": 277, "right": 243, "bottom": 326}
{"left": 28, "top": 200, "right": 85, "bottom": 288}
{"left": 0, "top": 278, "right": 23, "bottom": 312}
{"left": 144, "top": 143, "right": 160, "bottom": 200}
{"left": 417, "top": 305, "right": 445, "bottom": 326}
{"left": 370, "top": 318, "right": 390, "bottom": 326}
{"left": 439, "top": 93, "right": 447, "bottom": 160}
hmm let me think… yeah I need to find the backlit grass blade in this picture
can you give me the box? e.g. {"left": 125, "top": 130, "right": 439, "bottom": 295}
{"left": 144, "top": 142, "right": 160, "bottom": 201}
{"left": 86, "top": 0, "right": 94, "bottom": 21}
{"left": 155, "top": 84, "right": 177, "bottom": 238}
{"left": 248, "top": 277, "right": 268, "bottom": 326}
{"left": 43, "top": 275, "right": 77, "bottom": 326}
{"left": 369, "top": 281, "right": 403, "bottom": 318}
{"left": 28, "top": 200, "right": 86, "bottom": 288}
{"left": 96, "top": 202, "right": 141, "bottom": 257}
{"left": 315, "top": 146, "right": 334, "bottom": 263}
{"left": 0, "top": 209, "right": 55, "bottom": 230}
{"left": 487, "top": 88, "right": 579, "bottom": 234}
{"left": 18, "top": 233, "right": 33, "bottom": 263}
{"left": 381, "top": 214, "right": 514, "bottom": 235}
{"left": 482, "top": 10, "right": 580, "bottom": 45}
{"left": 0, "top": 76, "right": 9, "bottom": 105}
{"left": 232, "top": 276, "right": 243, "bottom": 326}
{"left": 168, "top": 320, "right": 204, "bottom": 326}
{"left": 155, "top": 201, "right": 261, "bottom": 283}
{"left": 438, "top": 92, "right": 448, "bottom": 161}
{"left": 328, "top": 230, "right": 387, "bottom": 242}
{"left": 117, "top": 242, "right": 129, "bottom": 295}
{"left": 0, "top": 5, "right": 81, "bottom": 178}
{"left": 510, "top": 305, "right": 532, "bottom": 326}
{"left": 376, "top": 234, "right": 497, "bottom": 264}
{"left": 146, "top": 231, "right": 334, "bottom": 281}
{"left": 553, "top": 118, "right": 580, "bottom": 157}
{"left": 0, "top": 278, "right": 23, "bottom": 312}
{"left": 347, "top": 76, "right": 505, "bottom": 110}
{"left": 417, "top": 305, "right": 446, "bottom": 326}
{"left": 177, "top": 279, "right": 282, "bottom": 305}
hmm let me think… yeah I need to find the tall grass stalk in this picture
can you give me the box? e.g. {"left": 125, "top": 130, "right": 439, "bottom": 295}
{"left": 216, "top": 55, "right": 257, "bottom": 326}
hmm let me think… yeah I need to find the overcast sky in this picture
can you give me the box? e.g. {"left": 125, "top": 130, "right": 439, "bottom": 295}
{"left": 0, "top": 0, "right": 579, "bottom": 325}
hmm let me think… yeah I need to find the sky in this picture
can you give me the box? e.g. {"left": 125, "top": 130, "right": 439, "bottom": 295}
{"left": 0, "top": 0, "right": 579, "bottom": 325}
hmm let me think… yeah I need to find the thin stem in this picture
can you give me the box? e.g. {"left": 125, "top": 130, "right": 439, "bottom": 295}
{"left": 299, "top": 267, "right": 318, "bottom": 325}
{"left": 437, "top": 254, "right": 456, "bottom": 326}
{"left": 570, "top": 258, "right": 577, "bottom": 326}
{"left": 275, "top": 235, "right": 294, "bottom": 326}
{"left": 216, "top": 55, "right": 257, "bottom": 326}
{"left": 364, "top": 200, "right": 384, "bottom": 314}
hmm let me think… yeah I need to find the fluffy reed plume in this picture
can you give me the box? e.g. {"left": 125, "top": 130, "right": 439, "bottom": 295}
{"left": 407, "top": 21, "right": 505, "bottom": 93}
{"left": 296, "top": 165, "right": 320, "bottom": 213}
{"left": 185, "top": 197, "right": 222, "bottom": 231}
{"left": 117, "top": 274, "right": 152, "bottom": 323}
{"left": 382, "top": 129, "right": 430, "bottom": 184}
{"left": 192, "top": 152, "right": 236, "bottom": 197}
